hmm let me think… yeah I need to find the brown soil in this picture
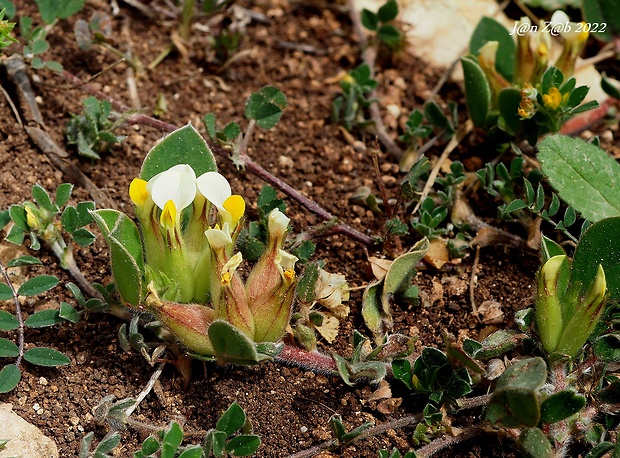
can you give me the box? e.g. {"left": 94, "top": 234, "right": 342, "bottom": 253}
{"left": 0, "top": 1, "right": 610, "bottom": 457}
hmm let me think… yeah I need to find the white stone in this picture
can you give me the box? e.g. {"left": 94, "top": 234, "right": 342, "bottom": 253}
{"left": 0, "top": 403, "right": 58, "bottom": 458}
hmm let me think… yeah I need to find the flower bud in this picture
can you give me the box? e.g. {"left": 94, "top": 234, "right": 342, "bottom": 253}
{"left": 245, "top": 209, "right": 298, "bottom": 342}
{"left": 146, "top": 291, "right": 215, "bottom": 355}
{"left": 477, "top": 41, "right": 510, "bottom": 104}
{"left": 551, "top": 11, "right": 588, "bottom": 78}
{"left": 515, "top": 17, "right": 535, "bottom": 84}
{"left": 556, "top": 265, "right": 607, "bottom": 358}
{"left": 535, "top": 255, "right": 567, "bottom": 354}
{"left": 217, "top": 252, "right": 255, "bottom": 338}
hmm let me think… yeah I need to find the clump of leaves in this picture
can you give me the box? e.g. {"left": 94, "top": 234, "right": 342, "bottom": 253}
{"left": 331, "top": 63, "right": 378, "bottom": 131}
{"left": 360, "top": 0, "right": 404, "bottom": 50}
{"left": 65, "top": 96, "right": 125, "bottom": 160}
{"left": 80, "top": 402, "right": 260, "bottom": 457}
{"left": 0, "top": 8, "right": 16, "bottom": 51}
{"left": 12, "top": 0, "right": 86, "bottom": 71}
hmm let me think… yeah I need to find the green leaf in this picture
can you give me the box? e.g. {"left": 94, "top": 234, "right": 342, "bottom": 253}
{"left": 601, "top": 73, "right": 620, "bottom": 99}
{"left": 23, "top": 347, "right": 71, "bottom": 366}
{"left": 17, "top": 275, "right": 59, "bottom": 296}
{"left": 0, "top": 338, "right": 19, "bottom": 357}
{"left": 540, "top": 390, "right": 586, "bottom": 424}
{"left": 0, "top": 311, "right": 17, "bottom": 331}
{"left": 567, "top": 86, "right": 589, "bottom": 109}
{"left": 31, "top": 38, "right": 49, "bottom": 55}
{"left": 59, "top": 302, "right": 80, "bottom": 324}
{"left": 0, "top": 0, "right": 16, "bottom": 19}
{"left": 0, "top": 210, "right": 10, "bottom": 231}
{"left": 76, "top": 201, "right": 95, "bottom": 227}
{"left": 34, "top": 0, "right": 85, "bottom": 23}
{"left": 504, "top": 199, "right": 527, "bottom": 213}
{"left": 424, "top": 102, "right": 450, "bottom": 130}
{"left": 140, "top": 124, "right": 217, "bottom": 181}
{"left": 0, "top": 282, "right": 12, "bottom": 300}
{"left": 582, "top": 0, "right": 620, "bottom": 40}
{"left": 209, "top": 320, "right": 260, "bottom": 365}
{"left": 221, "top": 122, "right": 241, "bottom": 141}
{"left": 44, "top": 60, "right": 63, "bottom": 72}
{"left": 361, "top": 280, "right": 384, "bottom": 337}
{"left": 7, "top": 256, "right": 41, "bottom": 267}
{"left": 139, "top": 436, "right": 160, "bottom": 455}
{"left": 244, "top": 86, "right": 287, "bottom": 130}
{"left": 295, "top": 262, "right": 320, "bottom": 303}
{"left": 72, "top": 228, "right": 96, "bottom": 246}
{"left": 461, "top": 56, "right": 491, "bottom": 127}
{"left": 469, "top": 16, "right": 515, "bottom": 81}
{"left": 217, "top": 402, "right": 246, "bottom": 437}
{"left": 498, "top": 88, "right": 522, "bottom": 135}
{"left": 161, "top": 422, "right": 183, "bottom": 458}
{"left": 207, "top": 430, "right": 227, "bottom": 457}
{"left": 9, "top": 205, "right": 29, "bottom": 231}
{"left": 573, "top": 217, "right": 620, "bottom": 300}
{"left": 593, "top": 334, "right": 620, "bottom": 362}
{"left": 225, "top": 435, "right": 261, "bottom": 456}
{"left": 540, "top": 234, "right": 565, "bottom": 262}
{"left": 377, "top": 0, "right": 398, "bottom": 22}
{"left": 91, "top": 209, "right": 144, "bottom": 306}
{"left": 484, "top": 357, "right": 546, "bottom": 428}
{"left": 61, "top": 206, "right": 79, "bottom": 233}
{"left": 360, "top": 9, "right": 378, "bottom": 31}
{"left": 94, "top": 431, "right": 120, "bottom": 455}
{"left": 377, "top": 24, "right": 402, "bottom": 45}
{"left": 382, "top": 238, "right": 429, "bottom": 315}
{"left": 538, "top": 135, "right": 620, "bottom": 222}
{"left": 24, "top": 309, "right": 63, "bottom": 328}
{"left": 541, "top": 67, "right": 564, "bottom": 95}
{"left": 392, "top": 359, "right": 413, "bottom": 389}
{"left": 0, "top": 364, "right": 21, "bottom": 393}
{"left": 519, "top": 428, "right": 552, "bottom": 458}
{"left": 32, "top": 184, "right": 57, "bottom": 213}
{"left": 203, "top": 113, "right": 217, "bottom": 139}
{"left": 55, "top": 183, "right": 73, "bottom": 208}
{"left": 177, "top": 446, "right": 203, "bottom": 458}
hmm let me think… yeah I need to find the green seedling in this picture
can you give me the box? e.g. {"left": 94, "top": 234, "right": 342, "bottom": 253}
{"left": 66, "top": 96, "right": 126, "bottom": 160}
{"left": 360, "top": 0, "right": 404, "bottom": 50}
{"left": 0, "top": 8, "right": 16, "bottom": 51}
{"left": 331, "top": 62, "right": 378, "bottom": 131}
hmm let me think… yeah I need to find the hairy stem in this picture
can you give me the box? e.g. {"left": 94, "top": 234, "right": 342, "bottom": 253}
{"left": 415, "top": 425, "right": 490, "bottom": 457}
{"left": 287, "top": 393, "right": 492, "bottom": 457}
{"left": 0, "top": 261, "right": 24, "bottom": 366}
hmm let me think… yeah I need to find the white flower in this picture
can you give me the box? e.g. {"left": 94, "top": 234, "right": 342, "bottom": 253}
{"left": 205, "top": 222, "right": 233, "bottom": 251}
{"left": 268, "top": 208, "right": 290, "bottom": 240}
{"left": 196, "top": 171, "right": 245, "bottom": 227}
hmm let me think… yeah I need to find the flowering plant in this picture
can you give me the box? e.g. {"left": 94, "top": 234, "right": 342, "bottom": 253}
{"left": 92, "top": 124, "right": 299, "bottom": 363}
{"left": 462, "top": 11, "right": 598, "bottom": 144}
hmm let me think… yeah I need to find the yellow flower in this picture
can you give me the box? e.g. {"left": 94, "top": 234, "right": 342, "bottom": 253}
{"left": 129, "top": 178, "right": 149, "bottom": 207}
{"left": 542, "top": 87, "right": 562, "bottom": 110}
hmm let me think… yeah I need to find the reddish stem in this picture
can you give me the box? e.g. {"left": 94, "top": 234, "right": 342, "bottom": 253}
{"left": 59, "top": 71, "right": 377, "bottom": 247}
{"left": 275, "top": 345, "right": 338, "bottom": 375}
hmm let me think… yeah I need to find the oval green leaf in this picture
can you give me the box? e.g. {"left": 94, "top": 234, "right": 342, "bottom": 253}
{"left": 23, "top": 347, "right": 71, "bottom": 366}
{"left": 140, "top": 123, "right": 217, "bottom": 181}
{"left": 209, "top": 320, "right": 259, "bottom": 365}
{"left": 0, "top": 311, "right": 18, "bottom": 331}
{"left": 538, "top": 135, "right": 620, "bottom": 222}
{"left": 7, "top": 255, "right": 42, "bottom": 267}
{"left": 217, "top": 402, "right": 246, "bottom": 437}
{"left": 17, "top": 275, "right": 59, "bottom": 297}
{"left": 225, "top": 435, "right": 261, "bottom": 456}
{"left": 461, "top": 56, "right": 491, "bottom": 128}
{"left": 540, "top": 390, "right": 586, "bottom": 424}
{"left": 0, "top": 364, "right": 21, "bottom": 393}
{"left": 0, "top": 337, "right": 19, "bottom": 357}
{"left": 91, "top": 209, "right": 144, "bottom": 306}
{"left": 24, "top": 310, "right": 63, "bottom": 328}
